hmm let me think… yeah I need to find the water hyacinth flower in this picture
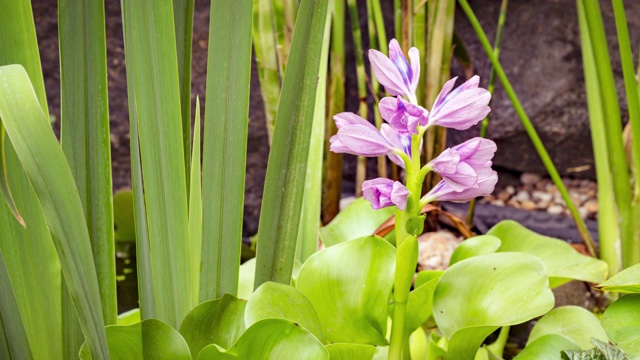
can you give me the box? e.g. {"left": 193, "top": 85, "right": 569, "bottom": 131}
{"left": 330, "top": 112, "right": 412, "bottom": 168}
{"left": 427, "top": 75, "right": 491, "bottom": 130}
{"left": 425, "top": 167, "right": 498, "bottom": 203}
{"left": 429, "top": 137, "right": 497, "bottom": 191}
{"left": 362, "top": 178, "right": 409, "bottom": 210}
{"left": 379, "top": 96, "right": 428, "bottom": 135}
{"left": 369, "top": 39, "right": 420, "bottom": 104}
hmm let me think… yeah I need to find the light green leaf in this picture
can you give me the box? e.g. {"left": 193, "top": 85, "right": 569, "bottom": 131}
{"left": 238, "top": 258, "right": 256, "bottom": 300}
{"left": 403, "top": 272, "right": 441, "bottom": 335}
{"left": 601, "top": 294, "right": 640, "bottom": 358}
{"left": 246, "top": 282, "right": 324, "bottom": 342}
{"left": 0, "top": 64, "right": 108, "bottom": 358}
{"left": 179, "top": 294, "right": 246, "bottom": 358}
{"left": 449, "top": 235, "right": 502, "bottom": 266}
{"left": 117, "top": 309, "right": 140, "bottom": 326}
{"left": 0, "top": 251, "right": 33, "bottom": 359}
{"left": 189, "top": 98, "right": 202, "bottom": 302}
{"left": 200, "top": 0, "right": 254, "bottom": 300}
{"left": 79, "top": 319, "right": 191, "bottom": 360}
{"left": 433, "top": 252, "right": 554, "bottom": 359}
{"left": 296, "top": 235, "right": 395, "bottom": 345}
{"left": 113, "top": 191, "right": 136, "bottom": 242}
{"left": 528, "top": 306, "right": 608, "bottom": 349}
{"left": 326, "top": 343, "right": 376, "bottom": 360}
{"left": 488, "top": 220, "right": 608, "bottom": 287}
{"left": 596, "top": 263, "right": 640, "bottom": 293}
{"left": 515, "top": 334, "right": 581, "bottom": 360}
{"left": 196, "top": 318, "right": 329, "bottom": 360}
{"left": 319, "top": 198, "right": 395, "bottom": 247}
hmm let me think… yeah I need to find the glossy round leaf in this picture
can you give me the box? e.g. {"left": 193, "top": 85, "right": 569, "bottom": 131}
{"left": 433, "top": 252, "right": 554, "bottom": 359}
{"left": 237, "top": 258, "right": 256, "bottom": 300}
{"left": 179, "top": 294, "right": 246, "bottom": 358}
{"left": 515, "top": 334, "right": 580, "bottom": 360}
{"left": 79, "top": 319, "right": 191, "bottom": 360}
{"left": 601, "top": 294, "right": 640, "bottom": 357}
{"left": 296, "top": 235, "right": 395, "bottom": 345}
{"left": 246, "top": 282, "right": 324, "bottom": 342}
{"left": 196, "top": 318, "right": 328, "bottom": 360}
{"left": 319, "top": 198, "right": 395, "bottom": 247}
{"left": 449, "top": 235, "right": 501, "bottom": 266}
{"left": 596, "top": 263, "right": 640, "bottom": 293}
{"left": 325, "top": 343, "right": 376, "bottom": 360}
{"left": 527, "top": 306, "right": 607, "bottom": 349}
{"left": 488, "top": 220, "right": 607, "bottom": 287}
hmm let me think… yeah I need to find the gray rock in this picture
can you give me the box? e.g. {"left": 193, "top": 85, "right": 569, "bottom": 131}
{"left": 448, "top": 0, "right": 640, "bottom": 179}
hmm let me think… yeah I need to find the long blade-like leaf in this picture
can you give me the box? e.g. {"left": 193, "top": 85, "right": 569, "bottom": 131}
{"left": 0, "top": 64, "right": 109, "bottom": 359}
{"left": 121, "top": 0, "right": 191, "bottom": 327}
{"left": 58, "top": 0, "right": 116, "bottom": 326}
{"left": 200, "top": 0, "right": 254, "bottom": 300}
{"left": 0, "top": 251, "right": 33, "bottom": 359}
{"left": 189, "top": 98, "right": 202, "bottom": 302}
{"left": 254, "top": 0, "right": 333, "bottom": 288}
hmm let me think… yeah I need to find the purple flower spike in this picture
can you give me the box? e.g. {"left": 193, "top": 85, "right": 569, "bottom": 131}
{"left": 379, "top": 96, "right": 428, "bottom": 135}
{"left": 428, "top": 75, "right": 491, "bottom": 130}
{"left": 425, "top": 167, "right": 498, "bottom": 203}
{"left": 363, "top": 178, "right": 409, "bottom": 210}
{"left": 429, "top": 137, "right": 497, "bottom": 192}
{"left": 330, "top": 113, "right": 404, "bottom": 160}
{"left": 369, "top": 39, "right": 420, "bottom": 103}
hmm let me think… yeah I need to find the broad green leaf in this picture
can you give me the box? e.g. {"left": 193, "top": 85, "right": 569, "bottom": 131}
{"left": 561, "top": 338, "right": 628, "bottom": 360}
{"left": 246, "top": 282, "right": 324, "bottom": 342}
{"left": 117, "top": 309, "right": 141, "bottom": 326}
{"left": 189, "top": 98, "right": 202, "bottom": 302}
{"left": 59, "top": 0, "right": 116, "bottom": 326}
{"left": 326, "top": 343, "right": 376, "bottom": 360}
{"left": 319, "top": 198, "right": 396, "bottom": 247}
{"left": 403, "top": 272, "right": 441, "bottom": 335}
{"left": 179, "top": 294, "right": 247, "bottom": 358}
{"left": 254, "top": 0, "right": 333, "bottom": 287}
{"left": 449, "top": 235, "right": 502, "bottom": 266}
{"left": 410, "top": 328, "right": 429, "bottom": 360}
{"left": 433, "top": 252, "right": 554, "bottom": 359}
{"left": 79, "top": 319, "right": 191, "bottom": 360}
{"left": 488, "top": 220, "right": 608, "bottom": 287}
{"left": 121, "top": 0, "right": 191, "bottom": 327}
{"left": 200, "top": 0, "right": 253, "bottom": 300}
{"left": 596, "top": 263, "right": 640, "bottom": 293}
{"left": 515, "top": 334, "right": 581, "bottom": 360}
{"left": 296, "top": 235, "right": 395, "bottom": 345}
{"left": 238, "top": 258, "right": 256, "bottom": 300}
{"left": 601, "top": 294, "right": 640, "bottom": 358}
{"left": 196, "top": 318, "right": 329, "bottom": 360}
{"left": 415, "top": 270, "right": 444, "bottom": 288}
{"left": 0, "top": 64, "right": 108, "bottom": 358}
{"left": 528, "top": 306, "right": 607, "bottom": 349}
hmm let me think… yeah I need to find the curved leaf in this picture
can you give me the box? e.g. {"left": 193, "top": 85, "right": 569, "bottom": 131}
{"left": 296, "top": 235, "right": 395, "bottom": 345}
{"left": 319, "top": 197, "right": 396, "bottom": 247}
{"left": 325, "top": 343, "right": 376, "bottom": 360}
{"left": 179, "top": 294, "right": 246, "bottom": 358}
{"left": 488, "top": 220, "right": 607, "bottom": 287}
{"left": 515, "top": 334, "right": 581, "bottom": 360}
{"left": 601, "top": 294, "right": 640, "bottom": 358}
{"left": 528, "top": 306, "right": 607, "bottom": 349}
{"left": 596, "top": 263, "right": 640, "bottom": 293}
{"left": 433, "top": 252, "right": 554, "bottom": 359}
{"left": 449, "top": 235, "right": 501, "bottom": 266}
{"left": 246, "top": 282, "right": 324, "bottom": 342}
{"left": 196, "top": 318, "right": 328, "bottom": 360}
{"left": 79, "top": 319, "right": 191, "bottom": 360}
{"left": 237, "top": 258, "right": 256, "bottom": 300}
{"left": 403, "top": 273, "right": 441, "bottom": 335}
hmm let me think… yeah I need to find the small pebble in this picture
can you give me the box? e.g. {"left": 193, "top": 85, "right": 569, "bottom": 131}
{"left": 584, "top": 199, "right": 598, "bottom": 213}
{"left": 514, "top": 190, "right": 531, "bottom": 202}
{"left": 547, "top": 204, "right": 564, "bottom": 215}
{"left": 532, "top": 191, "right": 553, "bottom": 203}
{"left": 521, "top": 200, "right": 537, "bottom": 210}
{"left": 520, "top": 172, "right": 542, "bottom": 185}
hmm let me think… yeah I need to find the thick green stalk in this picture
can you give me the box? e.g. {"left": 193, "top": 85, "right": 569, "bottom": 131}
{"left": 200, "top": 0, "right": 254, "bottom": 300}
{"left": 59, "top": 0, "right": 116, "bottom": 326}
{"left": 322, "top": 0, "right": 345, "bottom": 225}
{"left": 459, "top": 0, "right": 597, "bottom": 257}
{"left": 611, "top": 0, "right": 640, "bottom": 268}
{"left": 578, "top": 0, "right": 620, "bottom": 275}
{"left": 347, "top": 0, "right": 368, "bottom": 196}
{"left": 467, "top": 0, "right": 508, "bottom": 227}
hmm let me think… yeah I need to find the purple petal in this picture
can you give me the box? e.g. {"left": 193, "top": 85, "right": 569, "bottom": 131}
{"left": 431, "top": 77, "right": 458, "bottom": 110}
{"left": 454, "top": 137, "right": 497, "bottom": 165}
{"left": 368, "top": 49, "right": 408, "bottom": 97}
{"left": 362, "top": 178, "right": 409, "bottom": 210}
{"left": 408, "top": 47, "right": 420, "bottom": 93}
{"left": 388, "top": 39, "right": 413, "bottom": 91}
{"left": 430, "top": 148, "right": 460, "bottom": 175}
{"left": 391, "top": 182, "right": 409, "bottom": 210}
{"left": 378, "top": 96, "right": 428, "bottom": 134}
{"left": 329, "top": 135, "right": 351, "bottom": 153}
{"left": 426, "top": 170, "right": 497, "bottom": 203}
{"left": 334, "top": 112, "right": 372, "bottom": 129}
{"left": 335, "top": 125, "right": 395, "bottom": 156}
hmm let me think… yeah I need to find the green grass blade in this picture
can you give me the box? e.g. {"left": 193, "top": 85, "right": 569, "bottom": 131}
{"left": 253, "top": 0, "right": 282, "bottom": 144}
{"left": 200, "top": 0, "right": 254, "bottom": 300}
{"left": 321, "top": 0, "right": 345, "bottom": 225}
{"left": 189, "top": 98, "right": 202, "bottom": 302}
{"left": 0, "top": 252, "right": 33, "bottom": 359}
{"left": 173, "top": 0, "right": 195, "bottom": 180}
{"left": 458, "top": 0, "right": 597, "bottom": 257}
{"left": 578, "top": 1, "right": 621, "bottom": 275}
{"left": 58, "top": 0, "right": 116, "bottom": 326}
{"left": 611, "top": 0, "right": 640, "bottom": 268}
{"left": 0, "top": 64, "right": 108, "bottom": 359}
{"left": 297, "top": 0, "right": 332, "bottom": 262}
{"left": 254, "top": 0, "right": 332, "bottom": 288}
{"left": 121, "top": 0, "right": 191, "bottom": 327}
